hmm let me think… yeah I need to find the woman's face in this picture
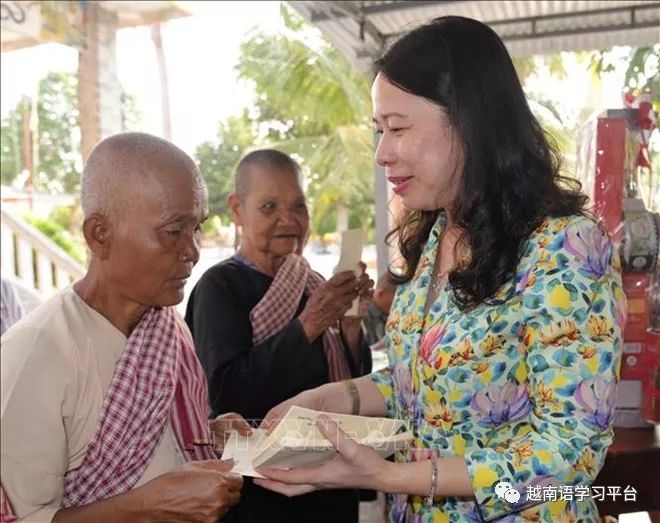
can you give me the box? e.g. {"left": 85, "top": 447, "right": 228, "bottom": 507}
{"left": 231, "top": 166, "right": 310, "bottom": 258}
{"left": 371, "top": 73, "right": 464, "bottom": 212}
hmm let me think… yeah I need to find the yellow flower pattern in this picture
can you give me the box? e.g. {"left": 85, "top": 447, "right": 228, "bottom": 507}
{"left": 369, "top": 214, "right": 624, "bottom": 522}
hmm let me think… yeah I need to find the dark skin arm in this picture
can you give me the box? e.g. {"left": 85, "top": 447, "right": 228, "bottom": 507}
{"left": 300, "top": 269, "right": 373, "bottom": 365}
{"left": 52, "top": 461, "right": 243, "bottom": 523}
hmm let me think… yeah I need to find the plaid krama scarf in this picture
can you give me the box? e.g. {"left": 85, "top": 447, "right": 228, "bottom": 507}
{"left": 249, "top": 253, "right": 352, "bottom": 382}
{"left": 0, "top": 306, "right": 215, "bottom": 519}
{"left": 0, "top": 490, "right": 15, "bottom": 523}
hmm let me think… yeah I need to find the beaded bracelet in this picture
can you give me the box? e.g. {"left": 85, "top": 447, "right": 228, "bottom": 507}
{"left": 425, "top": 457, "right": 438, "bottom": 507}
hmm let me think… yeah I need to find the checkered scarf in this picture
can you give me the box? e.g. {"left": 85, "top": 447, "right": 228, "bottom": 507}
{"left": 1, "top": 307, "right": 212, "bottom": 518}
{"left": 249, "top": 253, "right": 351, "bottom": 382}
{"left": 59, "top": 306, "right": 215, "bottom": 507}
{"left": 0, "top": 488, "right": 16, "bottom": 523}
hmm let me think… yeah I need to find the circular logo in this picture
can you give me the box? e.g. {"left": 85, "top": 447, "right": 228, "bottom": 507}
{"left": 494, "top": 482, "right": 513, "bottom": 498}
{"left": 504, "top": 489, "right": 521, "bottom": 503}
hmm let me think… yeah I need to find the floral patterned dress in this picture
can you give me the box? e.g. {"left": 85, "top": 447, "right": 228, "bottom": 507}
{"left": 369, "top": 213, "right": 626, "bottom": 523}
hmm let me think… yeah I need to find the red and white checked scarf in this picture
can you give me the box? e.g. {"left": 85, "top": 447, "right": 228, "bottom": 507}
{"left": 0, "top": 490, "right": 15, "bottom": 523}
{"left": 0, "top": 307, "right": 214, "bottom": 519}
{"left": 250, "top": 253, "right": 351, "bottom": 382}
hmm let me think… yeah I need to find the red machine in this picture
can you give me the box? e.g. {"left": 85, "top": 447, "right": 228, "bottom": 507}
{"left": 577, "top": 92, "right": 659, "bottom": 426}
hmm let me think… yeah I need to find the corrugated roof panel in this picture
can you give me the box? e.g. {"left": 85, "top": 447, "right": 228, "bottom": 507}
{"left": 506, "top": 25, "right": 659, "bottom": 56}
{"left": 637, "top": 4, "right": 660, "bottom": 23}
{"left": 496, "top": 20, "right": 535, "bottom": 39}
{"left": 366, "top": 0, "right": 660, "bottom": 31}
{"left": 538, "top": 11, "right": 628, "bottom": 32}
{"left": 289, "top": 1, "right": 660, "bottom": 70}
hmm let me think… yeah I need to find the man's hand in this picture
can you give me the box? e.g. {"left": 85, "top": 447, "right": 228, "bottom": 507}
{"left": 210, "top": 412, "right": 252, "bottom": 456}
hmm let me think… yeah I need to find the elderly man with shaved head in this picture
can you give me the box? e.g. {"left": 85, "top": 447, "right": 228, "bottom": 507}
{"left": 1, "top": 133, "right": 246, "bottom": 522}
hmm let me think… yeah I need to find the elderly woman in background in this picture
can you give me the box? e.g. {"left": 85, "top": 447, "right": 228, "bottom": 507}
{"left": 185, "top": 148, "right": 373, "bottom": 523}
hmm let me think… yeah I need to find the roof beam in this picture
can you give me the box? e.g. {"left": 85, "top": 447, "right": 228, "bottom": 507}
{"left": 309, "top": 1, "right": 465, "bottom": 22}
{"left": 489, "top": 3, "right": 660, "bottom": 26}
{"left": 309, "top": 2, "right": 385, "bottom": 49}
{"left": 484, "top": 4, "right": 659, "bottom": 40}
{"left": 382, "top": 3, "right": 660, "bottom": 42}
{"left": 358, "top": 1, "right": 469, "bottom": 16}
{"left": 503, "top": 18, "right": 660, "bottom": 42}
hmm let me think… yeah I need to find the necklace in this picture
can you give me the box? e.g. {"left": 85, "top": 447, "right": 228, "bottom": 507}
{"left": 431, "top": 269, "right": 450, "bottom": 292}
{"left": 424, "top": 268, "right": 449, "bottom": 317}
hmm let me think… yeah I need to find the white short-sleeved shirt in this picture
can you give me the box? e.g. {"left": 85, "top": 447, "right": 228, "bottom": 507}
{"left": 1, "top": 287, "right": 185, "bottom": 522}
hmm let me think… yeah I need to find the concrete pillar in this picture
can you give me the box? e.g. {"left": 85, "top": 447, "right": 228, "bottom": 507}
{"left": 78, "top": 3, "right": 121, "bottom": 162}
{"left": 374, "top": 150, "right": 391, "bottom": 277}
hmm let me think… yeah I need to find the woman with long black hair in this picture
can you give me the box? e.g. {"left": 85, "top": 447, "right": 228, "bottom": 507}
{"left": 255, "top": 16, "right": 626, "bottom": 523}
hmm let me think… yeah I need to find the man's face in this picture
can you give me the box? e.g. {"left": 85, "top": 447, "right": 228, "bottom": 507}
{"left": 105, "top": 164, "right": 207, "bottom": 308}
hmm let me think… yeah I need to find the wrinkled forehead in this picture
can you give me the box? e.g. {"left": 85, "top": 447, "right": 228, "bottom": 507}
{"left": 243, "top": 165, "right": 304, "bottom": 198}
{"left": 190, "top": 170, "right": 207, "bottom": 207}
{"left": 124, "top": 164, "right": 207, "bottom": 222}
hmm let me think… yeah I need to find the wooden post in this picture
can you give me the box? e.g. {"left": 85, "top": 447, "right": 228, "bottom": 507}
{"left": 151, "top": 23, "right": 172, "bottom": 140}
{"left": 78, "top": 2, "right": 121, "bottom": 162}
{"left": 374, "top": 140, "right": 391, "bottom": 277}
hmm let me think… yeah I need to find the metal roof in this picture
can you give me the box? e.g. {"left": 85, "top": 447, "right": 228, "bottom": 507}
{"left": 288, "top": 1, "right": 660, "bottom": 71}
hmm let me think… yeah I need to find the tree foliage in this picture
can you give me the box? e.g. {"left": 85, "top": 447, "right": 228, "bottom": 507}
{"left": 234, "top": 4, "right": 375, "bottom": 235}
{"left": 589, "top": 45, "right": 660, "bottom": 108}
{"left": 194, "top": 110, "right": 257, "bottom": 222}
{"left": 0, "top": 71, "right": 141, "bottom": 193}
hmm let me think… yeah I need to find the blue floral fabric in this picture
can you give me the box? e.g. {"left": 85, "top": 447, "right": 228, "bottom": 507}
{"left": 369, "top": 213, "right": 626, "bottom": 522}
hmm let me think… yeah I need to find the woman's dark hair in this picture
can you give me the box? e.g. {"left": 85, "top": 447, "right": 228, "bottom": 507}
{"left": 379, "top": 16, "right": 587, "bottom": 310}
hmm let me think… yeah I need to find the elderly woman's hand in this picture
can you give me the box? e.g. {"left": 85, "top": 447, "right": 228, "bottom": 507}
{"left": 350, "top": 262, "right": 375, "bottom": 318}
{"left": 211, "top": 412, "right": 253, "bottom": 456}
{"left": 299, "top": 270, "right": 369, "bottom": 342}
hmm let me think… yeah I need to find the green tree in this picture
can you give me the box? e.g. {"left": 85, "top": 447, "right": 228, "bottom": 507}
{"left": 194, "top": 110, "right": 257, "bottom": 222}
{"left": 589, "top": 45, "right": 660, "bottom": 108}
{"left": 0, "top": 95, "right": 26, "bottom": 185}
{"left": 0, "top": 71, "right": 141, "bottom": 193}
{"left": 235, "top": 4, "right": 374, "bottom": 235}
{"left": 36, "top": 71, "right": 81, "bottom": 193}
{"left": 513, "top": 54, "right": 569, "bottom": 85}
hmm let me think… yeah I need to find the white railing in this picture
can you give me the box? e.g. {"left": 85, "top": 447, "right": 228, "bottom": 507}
{"left": 1, "top": 207, "right": 86, "bottom": 298}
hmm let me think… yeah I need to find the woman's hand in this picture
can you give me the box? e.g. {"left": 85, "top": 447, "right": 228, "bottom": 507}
{"left": 210, "top": 412, "right": 252, "bottom": 456}
{"left": 260, "top": 388, "right": 324, "bottom": 433}
{"left": 340, "top": 264, "right": 374, "bottom": 357}
{"left": 346, "top": 262, "right": 374, "bottom": 317}
{"left": 342, "top": 265, "right": 374, "bottom": 321}
{"left": 254, "top": 415, "right": 391, "bottom": 496}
